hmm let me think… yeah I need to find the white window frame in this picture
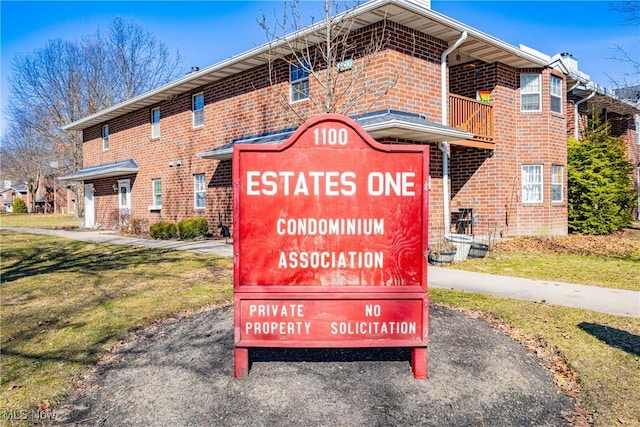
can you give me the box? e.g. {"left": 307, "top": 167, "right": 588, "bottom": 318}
{"left": 520, "top": 74, "right": 541, "bottom": 112}
{"left": 151, "top": 107, "right": 160, "bottom": 139}
{"left": 194, "top": 174, "right": 205, "bottom": 209}
{"left": 635, "top": 114, "right": 640, "bottom": 145}
{"left": 149, "top": 178, "right": 162, "bottom": 210}
{"left": 550, "top": 75, "right": 562, "bottom": 114}
{"left": 290, "top": 63, "right": 310, "bottom": 103}
{"left": 118, "top": 179, "right": 131, "bottom": 213}
{"left": 522, "top": 165, "right": 543, "bottom": 204}
{"left": 102, "top": 124, "right": 109, "bottom": 150}
{"left": 551, "top": 165, "right": 563, "bottom": 203}
{"left": 193, "top": 92, "right": 204, "bottom": 128}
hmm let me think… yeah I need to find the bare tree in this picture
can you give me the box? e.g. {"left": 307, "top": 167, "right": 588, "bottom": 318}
{"left": 608, "top": 1, "right": 639, "bottom": 89}
{"left": 105, "top": 17, "right": 184, "bottom": 101}
{"left": 6, "top": 18, "right": 183, "bottom": 216}
{"left": 258, "top": 0, "right": 412, "bottom": 123}
{"left": 1, "top": 107, "right": 59, "bottom": 213}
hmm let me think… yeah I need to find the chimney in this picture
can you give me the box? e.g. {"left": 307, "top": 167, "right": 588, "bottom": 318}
{"left": 560, "top": 53, "right": 578, "bottom": 74}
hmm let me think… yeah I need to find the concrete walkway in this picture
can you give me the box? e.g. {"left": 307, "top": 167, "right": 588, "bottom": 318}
{"left": 3, "top": 227, "right": 638, "bottom": 318}
{"left": 2, "top": 227, "right": 234, "bottom": 256}
{"left": 429, "top": 267, "right": 639, "bottom": 318}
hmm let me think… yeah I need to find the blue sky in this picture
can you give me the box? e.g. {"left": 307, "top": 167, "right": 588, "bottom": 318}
{"left": 1, "top": 1, "right": 637, "bottom": 135}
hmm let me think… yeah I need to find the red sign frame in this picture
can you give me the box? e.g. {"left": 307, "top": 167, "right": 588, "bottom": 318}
{"left": 233, "top": 114, "right": 429, "bottom": 378}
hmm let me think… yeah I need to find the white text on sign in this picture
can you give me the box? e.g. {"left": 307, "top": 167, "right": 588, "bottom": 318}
{"left": 246, "top": 171, "right": 415, "bottom": 196}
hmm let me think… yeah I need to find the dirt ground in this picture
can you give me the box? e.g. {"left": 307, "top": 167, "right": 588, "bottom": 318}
{"left": 52, "top": 304, "right": 577, "bottom": 427}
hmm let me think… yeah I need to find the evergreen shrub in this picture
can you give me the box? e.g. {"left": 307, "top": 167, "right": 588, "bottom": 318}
{"left": 568, "top": 116, "right": 636, "bottom": 234}
{"left": 12, "top": 198, "right": 28, "bottom": 213}
{"left": 176, "top": 217, "right": 209, "bottom": 239}
{"left": 149, "top": 221, "right": 177, "bottom": 240}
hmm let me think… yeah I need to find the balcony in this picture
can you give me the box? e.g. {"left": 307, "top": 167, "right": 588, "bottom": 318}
{"left": 449, "top": 94, "right": 494, "bottom": 143}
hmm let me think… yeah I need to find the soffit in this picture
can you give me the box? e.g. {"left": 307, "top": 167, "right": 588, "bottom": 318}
{"left": 573, "top": 88, "right": 640, "bottom": 117}
{"left": 58, "top": 159, "right": 139, "bottom": 181}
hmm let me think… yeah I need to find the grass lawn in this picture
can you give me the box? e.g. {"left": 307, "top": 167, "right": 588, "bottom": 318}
{"left": 448, "top": 227, "right": 640, "bottom": 292}
{"left": 1, "top": 231, "right": 233, "bottom": 423}
{"left": 431, "top": 290, "right": 640, "bottom": 426}
{"left": 432, "top": 226, "right": 640, "bottom": 425}
{"left": 0, "top": 213, "right": 81, "bottom": 230}
{"left": 1, "top": 226, "right": 638, "bottom": 426}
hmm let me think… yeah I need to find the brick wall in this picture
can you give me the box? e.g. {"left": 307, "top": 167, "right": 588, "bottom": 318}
{"left": 447, "top": 65, "right": 569, "bottom": 238}
{"left": 81, "top": 20, "right": 450, "bottom": 236}
{"left": 82, "top": 18, "right": 638, "bottom": 239}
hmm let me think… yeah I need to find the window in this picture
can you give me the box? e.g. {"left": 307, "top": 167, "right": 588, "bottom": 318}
{"left": 151, "top": 107, "right": 160, "bottom": 138}
{"left": 290, "top": 63, "right": 310, "bottom": 102}
{"left": 152, "top": 179, "right": 162, "bottom": 207}
{"left": 194, "top": 174, "right": 205, "bottom": 209}
{"left": 550, "top": 75, "right": 562, "bottom": 114}
{"left": 635, "top": 114, "right": 640, "bottom": 145}
{"left": 522, "top": 165, "right": 543, "bottom": 203}
{"left": 520, "top": 74, "right": 541, "bottom": 112}
{"left": 118, "top": 179, "right": 131, "bottom": 213}
{"left": 102, "top": 125, "right": 109, "bottom": 150}
{"left": 551, "top": 165, "right": 563, "bottom": 203}
{"left": 193, "top": 93, "right": 204, "bottom": 127}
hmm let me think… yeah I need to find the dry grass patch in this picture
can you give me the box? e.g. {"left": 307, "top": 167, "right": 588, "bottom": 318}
{"left": 452, "top": 227, "right": 640, "bottom": 291}
{"left": 0, "top": 231, "right": 233, "bottom": 420}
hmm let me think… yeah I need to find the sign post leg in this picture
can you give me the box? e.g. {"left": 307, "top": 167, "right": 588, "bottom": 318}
{"left": 234, "top": 347, "right": 249, "bottom": 378}
{"left": 411, "top": 347, "right": 428, "bottom": 379}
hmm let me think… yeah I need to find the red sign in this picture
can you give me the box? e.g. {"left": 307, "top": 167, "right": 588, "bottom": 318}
{"left": 233, "top": 114, "right": 428, "bottom": 378}
{"left": 235, "top": 296, "right": 427, "bottom": 346}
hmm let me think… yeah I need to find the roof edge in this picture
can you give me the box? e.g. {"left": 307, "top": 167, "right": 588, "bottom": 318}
{"left": 62, "top": 0, "right": 554, "bottom": 132}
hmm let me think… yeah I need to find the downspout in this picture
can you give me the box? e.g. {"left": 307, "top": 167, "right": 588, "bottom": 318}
{"left": 439, "top": 31, "right": 467, "bottom": 235}
{"left": 574, "top": 88, "right": 595, "bottom": 140}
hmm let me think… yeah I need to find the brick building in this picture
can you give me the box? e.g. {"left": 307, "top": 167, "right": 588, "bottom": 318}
{"left": 61, "top": 0, "right": 639, "bottom": 239}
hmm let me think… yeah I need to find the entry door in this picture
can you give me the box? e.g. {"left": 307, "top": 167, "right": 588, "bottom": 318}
{"left": 84, "top": 183, "right": 95, "bottom": 228}
{"left": 118, "top": 180, "right": 131, "bottom": 215}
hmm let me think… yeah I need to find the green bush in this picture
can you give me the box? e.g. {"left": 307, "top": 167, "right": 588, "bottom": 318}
{"left": 176, "top": 217, "right": 209, "bottom": 239}
{"left": 149, "top": 221, "right": 177, "bottom": 240}
{"left": 12, "top": 198, "right": 28, "bottom": 213}
{"left": 568, "top": 116, "right": 636, "bottom": 234}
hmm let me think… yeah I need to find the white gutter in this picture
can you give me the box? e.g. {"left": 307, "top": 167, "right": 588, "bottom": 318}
{"left": 439, "top": 30, "right": 467, "bottom": 236}
{"left": 63, "top": 0, "right": 549, "bottom": 132}
{"left": 362, "top": 119, "right": 472, "bottom": 140}
{"left": 574, "top": 89, "right": 596, "bottom": 140}
{"left": 402, "top": 0, "right": 549, "bottom": 66}
{"left": 62, "top": 0, "right": 391, "bottom": 131}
